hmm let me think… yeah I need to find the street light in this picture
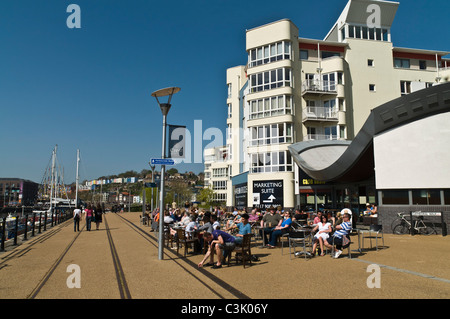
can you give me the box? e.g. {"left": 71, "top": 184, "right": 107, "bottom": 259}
{"left": 151, "top": 86, "right": 180, "bottom": 260}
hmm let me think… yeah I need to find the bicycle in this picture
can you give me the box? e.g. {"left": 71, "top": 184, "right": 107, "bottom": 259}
{"left": 391, "top": 212, "right": 436, "bottom": 235}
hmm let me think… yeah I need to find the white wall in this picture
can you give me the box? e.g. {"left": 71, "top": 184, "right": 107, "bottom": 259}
{"left": 374, "top": 112, "right": 450, "bottom": 189}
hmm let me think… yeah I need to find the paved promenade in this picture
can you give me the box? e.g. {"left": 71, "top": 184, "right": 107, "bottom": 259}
{"left": 1, "top": 212, "right": 449, "bottom": 301}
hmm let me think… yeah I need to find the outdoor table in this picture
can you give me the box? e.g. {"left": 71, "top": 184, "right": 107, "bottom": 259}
{"left": 253, "top": 225, "right": 268, "bottom": 248}
{"left": 291, "top": 227, "right": 313, "bottom": 258}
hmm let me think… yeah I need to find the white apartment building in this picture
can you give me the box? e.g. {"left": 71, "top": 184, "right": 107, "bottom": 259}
{"left": 205, "top": 0, "right": 450, "bottom": 212}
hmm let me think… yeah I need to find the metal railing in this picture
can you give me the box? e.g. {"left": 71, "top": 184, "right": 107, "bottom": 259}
{"left": 302, "top": 106, "right": 338, "bottom": 122}
{"left": 1, "top": 209, "right": 73, "bottom": 251}
{"left": 302, "top": 80, "right": 337, "bottom": 94}
{"left": 304, "top": 134, "right": 339, "bottom": 141}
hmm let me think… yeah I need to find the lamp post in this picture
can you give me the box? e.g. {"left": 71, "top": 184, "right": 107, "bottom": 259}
{"left": 151, "top": 87, "right": 180, "bottom": 260}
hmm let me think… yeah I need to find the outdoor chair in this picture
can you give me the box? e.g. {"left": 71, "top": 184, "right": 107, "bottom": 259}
{"left": 232, "top": 233, "right": 253, "bottom": 268}
{"left": 175, "top": 228, "right": 198, "bottom": 257}
{"left": 288, "top": 229, "right": 313, "bottom": 260}
{"left": 360, "top": 224, "right": 384, "bottom": 251}
{"left": 331, "top": 234, "right": 352, "bottom": 259}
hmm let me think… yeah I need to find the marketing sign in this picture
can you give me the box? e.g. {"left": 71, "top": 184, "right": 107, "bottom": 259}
{"left": 252, "top": 180, "right": 283, "bottom": 209}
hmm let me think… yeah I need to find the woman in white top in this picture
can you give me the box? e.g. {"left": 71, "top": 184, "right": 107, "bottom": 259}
{"left": 312, "top": 215, "right": 332, "bottom": 256}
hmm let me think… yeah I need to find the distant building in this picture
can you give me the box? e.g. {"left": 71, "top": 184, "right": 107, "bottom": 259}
{"left": 0, "top": 178, "right": 39, "bottom": 207}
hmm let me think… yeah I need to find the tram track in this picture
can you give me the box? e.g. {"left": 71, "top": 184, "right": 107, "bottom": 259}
{"left": 25, "top": 214, "right": 132, "bottom": 299}
{"left": 27, "top": 223, "right": 85, "bottom": 299}
{"left": 114, "top": 213, "right": 250, "bottom": 299}
{"left": 0, "top": 220, "right": 69, "bottom": 267}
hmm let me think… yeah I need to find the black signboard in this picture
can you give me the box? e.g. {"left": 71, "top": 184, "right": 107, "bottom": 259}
{"left": 234, "top": 183, "right": 247, "bottom": 210}
{"left": 252, "top": 180, "right": 283, "bottom": 209}
{"left": 168, "top": 125, "right": 186, "bottom": 159}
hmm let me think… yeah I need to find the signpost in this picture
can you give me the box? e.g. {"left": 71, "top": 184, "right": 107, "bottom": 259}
{"left": 151, "top": 158, "right": 175, "bottom": 165}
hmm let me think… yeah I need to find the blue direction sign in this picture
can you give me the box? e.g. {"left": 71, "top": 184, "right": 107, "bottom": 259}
{"left": 151, "top": 158, "right": 175, "bottom": 165}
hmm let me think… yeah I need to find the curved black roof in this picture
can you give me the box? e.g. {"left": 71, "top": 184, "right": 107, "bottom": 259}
{"left": 289, "top": 82, "right": 450, "bottom": 183}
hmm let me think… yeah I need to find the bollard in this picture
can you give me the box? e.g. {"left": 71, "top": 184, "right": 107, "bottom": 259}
{"left": 1, "top": 217, "right": 6, "bottom": 252}
{"left": 44, "top": 212, "right": 47, "bottom": 231}
{"left": 23, "top": 214, "right": 28, "bottom": 241}
{"left": 13, "top": 217, "right": 18, "bottom": 246}
{"left": 51, "top": 212, "right": 54, "bottom": 227}
{"left": 38, "top": 213, "right": 42, "bottom": 234}
{"left": 442, "top": 212, "right": 447, "bottom": 237}
{"left": 31, "top": 213, "right": 36, "bottom": 237}
{"left": 410, "top": 211, "right": 415, "bottom": 236}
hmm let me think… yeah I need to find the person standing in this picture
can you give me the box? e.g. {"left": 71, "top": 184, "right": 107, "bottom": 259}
{"left": 73, "top": 207, "right": 81, "bottom": 232}
{"left": 84, "top": 204, "right": 94, "bottom": 231}
{"left": 94, "top": 204, "right": 103, "bottom": 230}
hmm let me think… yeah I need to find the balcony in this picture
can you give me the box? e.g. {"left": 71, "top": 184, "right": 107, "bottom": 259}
{"left": 304, "top": 134, "right": 338, "bottom": 141}
{"left": 302, "top": 79, "right": 337, "bottom": 97}
{"left": 302, "top": 107, "right": 339, "bottom": 123}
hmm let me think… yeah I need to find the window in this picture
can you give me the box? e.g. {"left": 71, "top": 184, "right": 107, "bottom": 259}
{"left": 394, "top": 58, "right": 410, "bottom": 69}
{"left": 249, "top": 68, "right": 292, "bottom": 93}
{"left": 339, "top": 125, "right": 346, "bottom": 139}
{"left": 369, "top": 84, "right": 376, "bottom": 92}
{"left": 381, "top": 190, "right": 409, "bottom": 205}
{"left": 227, "top": 103, "right": 232, "bottom": 118}
{"left": 251, "top": 151, "right": 293, "bottom": 173}
{"left": 212, "top": 168, "right": 228, "bottom": 178}
{"left": 322, "top": 73, "right": 336, "bottom": 91}
{"left": 213, "top": 181, "right": 227, "bottom": 190}
{"left": 419, "top": 60, "right": 427, "bottom": 70}
{"left": 249, "top": 95, "right": 293, "bottom": 119}
{"left": 412, "top": 190, "right": 441, "bottom": 205}
{"left": 322, "top": 51, "right": 340, "bottom": 59}
{"left": 250, "top": 123, "right": 293, "bottom": 146}
{"left": 368, "top": 59, "right": 374, "bottom": 67}
{"left": 248, "top": 41, "right": 292, "bottom": 68}
{"left": 300, "top": 50, "right": 309, "bottom": 60}
{"left": 346, "top": 25, "right": 389, "bottom": 42}
{"left": 227, "top": 83, "right": 232, "bottom": 98}
{"left": 400, "top": 81, "right": 411, "bottom": 96}
{"left": 444, "top": 190, "right": 450, "bottom": 205}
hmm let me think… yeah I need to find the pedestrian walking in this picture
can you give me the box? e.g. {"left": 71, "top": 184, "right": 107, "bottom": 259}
{"left": 94, "top": 204, "right": 103, "bottom": 230}
{"left": 73, "top": 207, "right": 81, "bottom": 232}
{"left": 84, "top": 204, "right": 94, "bottom": 231}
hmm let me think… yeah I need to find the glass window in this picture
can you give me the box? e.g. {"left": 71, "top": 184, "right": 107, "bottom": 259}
{"left": 394, "top": 58, "right": 410, "bottom": 69}
{"left": 412, "top": 190, "right": 441, "bottom": 205}
{"left": 382, "top": 190, "right": 409, "bottom": 205}
{"left": 444, "top": 190, "right": 450, "bottom": 205}
{"left": 355, "top": 26, "right": 361, "bottom": 38}
{"left": 348, "top": 25, "right": 354, "bottom": 38}
{"left": 300, "top": 50, "right": 308, "bottom": 60}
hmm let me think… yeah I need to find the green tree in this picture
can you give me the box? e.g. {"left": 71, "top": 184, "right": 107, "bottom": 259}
{"left": 197, "top": 187, "right": 215, "bottom": 208}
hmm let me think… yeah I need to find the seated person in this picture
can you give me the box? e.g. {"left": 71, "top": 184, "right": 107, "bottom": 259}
{"left": 313, "top": 211, "right": 322, "bottom": 225}
{"left": 267, "top": 211, "right": 292, "bottom": 248}
{"left": 226, "top": 211, "right": 242, "bottom": 229}
{"left": 211, "top": 214, "right": 220, "bottom": 230}
{"left": 227, "top": 213, "right": 252, "bottom": 245}
{"left": 312, "top": 215, "right": 332, "bottom": 256}
{"left": 324, "top": 212, "right": 352, "bottom": 259}
{"left": 198, "top": 230, "right": 236, "bottom": 269}
{"left": 259, "top": 207, "right": 283, "bottom": 245}
{"left": 164, "top": 211, "right": 174, "bottom": 224}
{"left": 185, "top": 216, "right": 198, "bottom": 237}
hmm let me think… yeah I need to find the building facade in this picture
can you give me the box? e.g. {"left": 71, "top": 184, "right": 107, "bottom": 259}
{"left": 205, "top": 0, "right": 450, "bottom": 212}
{"left": 0, "top": 178, "right": 39, "bottom": 207}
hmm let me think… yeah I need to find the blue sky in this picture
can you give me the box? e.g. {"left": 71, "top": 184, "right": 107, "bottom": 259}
{"left": 0, "top": 0, "right": 449, "bottom": 184}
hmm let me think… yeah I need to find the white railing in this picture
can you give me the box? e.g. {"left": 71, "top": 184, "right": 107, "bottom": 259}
{"left": 302, "top": 107, "right": 338, "bottom": 121}
{"left": 302, "top": 79, "right": 337, "bottom": 93}
{"left": 304, "top": 134, "right": 338, "bottom": 141}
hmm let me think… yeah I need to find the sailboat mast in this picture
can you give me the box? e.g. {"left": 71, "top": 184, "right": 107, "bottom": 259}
{"left": 75, "top": 149, "right": 80, "bottom": 208}
{"left": 50, "top": 145, "right": 57, "bottom": 212}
